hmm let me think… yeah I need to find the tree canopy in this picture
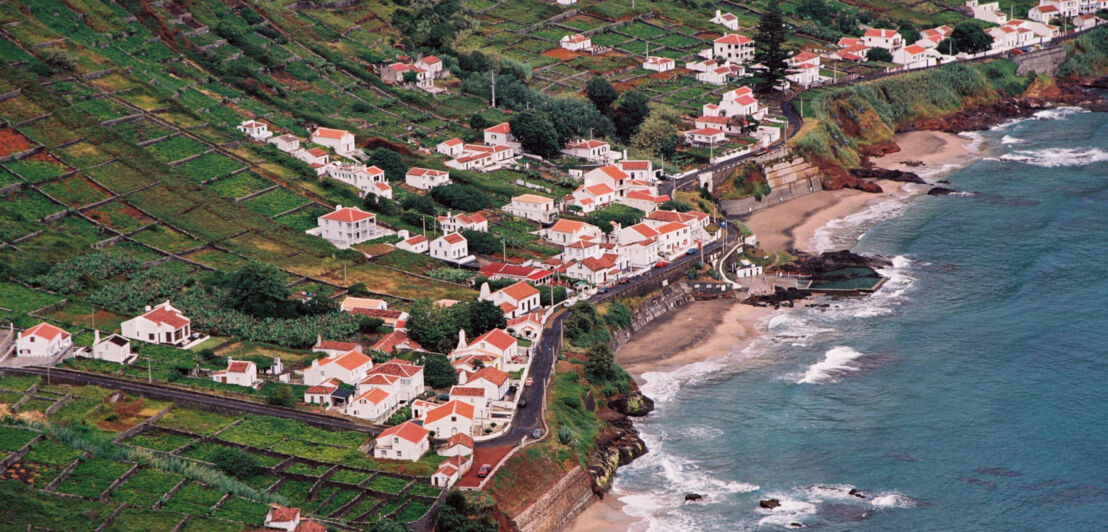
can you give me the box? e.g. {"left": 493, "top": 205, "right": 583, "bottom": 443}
{"left": 585, "top": 76, "right": 619, "bottom": 116}
{"left": 753, "top": 3, "right": 791, "bottom": 94}
{"left": 368, "top": 148, "right": 408, "bottom": 182}
{"left": 951, "top": 22, "right": 993, "bottom": 54}
{"left": 423, "top": 353, "right": 459, "bottom": 389}
{"left": 613, "top": 90, "right": 650, "bottom": 141}
{"left": 509, "top": 109, "right": 561, "bottom": 158}
{"left": 867, "top": 47, "right": 894, "bottom": 63}
{"left": 219, "top": 261, "right": 295, "bottom": 319}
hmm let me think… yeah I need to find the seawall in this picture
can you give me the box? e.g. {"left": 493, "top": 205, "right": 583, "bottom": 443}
{"left": 513, "top": 467, "right": 597, "bottom": 532}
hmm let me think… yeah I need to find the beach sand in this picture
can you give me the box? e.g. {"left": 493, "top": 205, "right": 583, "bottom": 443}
{"left": 873, "top": 130, "right": 976, "bottom": 172}
{"left": 566, "top": 493, "right": 642, "bottom": 532}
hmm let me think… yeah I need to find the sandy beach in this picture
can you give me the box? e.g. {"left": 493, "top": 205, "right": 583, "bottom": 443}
{"left": 873, "top": 130, "right": 976, "bottom": 172}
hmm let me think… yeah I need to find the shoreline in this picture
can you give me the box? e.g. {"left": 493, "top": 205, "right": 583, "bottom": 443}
{"left": 565, "top": 129, "right": 976, "bottom": 532}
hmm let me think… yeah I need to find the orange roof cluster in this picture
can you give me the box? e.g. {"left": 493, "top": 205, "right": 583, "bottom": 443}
{"left": 498, "top": 281, "right": 540, "bottom": 303}
{"left": 377, "top": 420, "right": 429, "bottom": 443}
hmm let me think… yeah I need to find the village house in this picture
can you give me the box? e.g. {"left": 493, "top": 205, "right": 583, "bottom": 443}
{"left": 568, "top": 183, "right": 616, "bottom": 214}
{"left": 645, "top": 209, "right": 710, "bottom": 237}
{"left": 268, "top": 134, "right": 300, "bottom": 153}
{"left": 303, "top": 378, "right": 340, "bottom": 406}
{"left": 311, "top": 338, "right": 361, "bottom": 357}
{"left": 415, "top": 55, "right": 446, "bottom": 78}
{"left": 453, "top": 328, "right": 520, "bottom": 367}
{"left": 445, "top": 144, "right": 516, "bottom": 171}
{"left": 340, "top": 297, "right": 388, "bottom": 312}
{"left": 405, "top": 167, "right": 451, "bottom": 190}
{"left": 422, "top": 400, "right": 475, "bottom": 438}
{"left": 16, "top": 322, "right": 72, "bottom": 358}
{"left": 719, "top": 86, "right": 765, "bottom": 119}
{"left": 1006, "top": 18, "right": 1058, "bottom": 42}
{"left": 449, "top": 386, "right": 491, "bottom": 420}
{"left": 440, "top": 433, "right": 475, "bottom": 457}
{"left": 583, "top": 164, "right": 632, "bottom": 196}
{"left": 787, "top": 52, "right": 823, "bottom": 86}
{"left": 483, "top": 123, "right": 519, "bottom": 148}
{"left": 967, "top": 0, "right": 1008, "bottom": 24}
{"left": 121, "top": 301, "right": 191, "bottom": 346}
{"left": 293, "top": 147, "right": 329, "bottom": 175}
{"left": 1029, "top": 3, "right": 1060, "bottom": 22}
{"left": 348, "top": 307, "right": 409, "bottom": 329}
{"left": 374, "top": 421, "right": 429, "bottom": 461}
{"left": 545, "top": 218, "right": 603, "bottom": 245}
{"left": 359, "top": 358, "right": 425, "bottom": 402}
{"left": 988, "top": 25, "right": 1020, "bottom": 51}
{"left": 1073, "top": 13, "right": 1102, "bottom": 29}
{"left": 430, "top": 233, "right": 474, "bottom": 264}
{"left": 507, "top": 311, "right": 544, "bottom": 339}
{"left": 345, "top": 387, "right": 396, "bottom": 422}
{"left": 618, "top": 237, "right": 662, "bottom": 269}
{"left": 396, "top": 233, "right": 429, "bottom": 253}
{"left": 1036, "top": 0, "right": 1080, "bottom": 18}
{"left": 312, "top": 205, "right": 384, "bottom": 249}
{"left": 697, "top": 63, "right": 744, "bottom": 85}
{"left": 480, "top": 281, "right": 541, "bottom": 319}
{"left": 561, "top": 139, "right": 620, "bottom": 163}
{"left": 311, "top": 127, "right": 356, "bottom": 154}
{"left": 710, "top": 9, "right": 741, "bottom": 30}
{"left": 236, "top": 120, "right": 271, "bottom": 141}
{"left": 464, "top": 366, "right": 511, "bottom": 401}
{"left": 713, "top": 33, "right": 754, "bottom": 63}
{"left": 1079, "top": 0, "right": 1108, "bottom": 13}
{"left": 381, "top": 62, "right": 432, "bottom": 88}
{"left": 91, "top": 331, "right": 134, "bottom": 364}
{"left": 862, "top": 28, "right": 904, "bottom": 52}
{"left": 504, "top": 194, "right": 556, "bottom": 224}
{"left": 654, "top": 221, "right": 694, "bottom": 256}
{"left": 210, "top": 358, "right": 259, "bottom": 388}
{"left": 562, "top": 238, "right": 604, "bottom": 262}
{"left": 621, "top": 189, "right": 670, "bottom": 214}
{"left": 567, "top": 253, "right": 625, "bottom": 285}
{"left": 478, "top": 262, "right": 553, "bottom": 284}
{"left": 893, "top": 44, "right": 935, "bottom": 68}
{"left": 642, "top": 56, "right": 676, "bottom": 72}
{"left": 619, "top": 159, "right": 656, "bottom": 182}
{"left": 370, "top": 331, "right": 426, "bottom": 355}
{"left": 829, "top": 38, "right": 872, "bottom": 62}
{"left": 684, "top": 127, "right": 726, "bottom": 146}
{"left": 327, "top": 163, "right": 387, "bottom": 197}
{"left": 303, "top": 350, "right": 374, "bottom": 386}
{"left": 917, "top": 26, "right": 954, "bottom": 48}
{"left": 560, "top": 33, "right": 592, "bottom": 51}
{"left": 436, "top": 138, "right": 464, "bottom": 157}
{"left": 265, "top": 505, "right": 301, "bottom": 531}
{"left": 432, "top": 456, "right": 472, "bottom": 488}
{"left": 735, "top": 258, "right": 765, "bottom": 278}
{"left": 556, "top": 0, "right": 576, "bottom": 4}
{"left": 685, "top": 58, "right": 720, "bottom": 73}
{"left": 438, "top": 211, "right": 488, "bottom": 233}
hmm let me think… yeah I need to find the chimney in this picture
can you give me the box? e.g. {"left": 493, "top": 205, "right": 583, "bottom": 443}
{"left": 715, "top": 9, "right": 721, "bottom": 18}
{"left": 316, "top": 333, "right": 322, "bottom": 347}
{"left": 457, "top": 329, "right": 467, "bottom": 351}
{"left": 479, "top": 282, "right": 491, "bottom": 300}
{"left": 144, "top": 305, "right": 152, "bottom": 312}
{"left": 94, "top": 330, "right": 100, "bottom": 345}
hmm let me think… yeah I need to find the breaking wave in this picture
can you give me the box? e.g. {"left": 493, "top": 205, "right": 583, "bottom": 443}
{"left": 797, "top": 346, "right": 866, "bottom": 384}
{"left": 995, "top": 147, "right": 1108, "bottom": 167}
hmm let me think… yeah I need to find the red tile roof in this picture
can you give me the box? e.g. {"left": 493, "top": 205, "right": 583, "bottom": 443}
{"left": 227, "top": 361, "right": 253, "bottom": 373}
{"left": 306, "top": 147, "right": 328, "bottom": 157}
{"left": 20, "top": 322, "right": 70, "bottom": 341}
{"left": 469, "top": 366, "right": 509, "bottom": 386}
{"left": 620, "top": 160, "right": 650, "bottom": 171}
{"left": 366, "top": 360, "right": 422, "bottom": 378}
{"left": 314, "top": 127, "right": 350, "bottom": 140}
{"left": 446, "top": 433, "right": 474, "bottom": 449}
{"left": 442, "top": 233, "right": 465, "bottom": 245}
{"left": 714, "top": 33, "right": 752, "bottom": 45}
{"left": 371, "top": 331, "right": 424, "bottom": 354}
{"left": 315, "top": 340, "right": 359, "bottom": 352}
{"left": 450, "top": 386, "right": 486, "bottom": 397}
{"left": 141, "top": 305, "right": 190, "bottom": 329}
{"left": 332, "top": 350, "right": 372, "bottom": 371}
{"left": 378, "top": 420, "right": 429, "bottom": 443}
{"left": 322, "top": 207, "right": 374, "bottom": 223}
{"left": 267, "top": 505, "right": 300, "bottom": 523}
{"left": 499, "top": 281, "right": 539, "bottom": 302}
{"left": 425, "top": 400, "right": 475, "bottom": 424}
{"left": 864, "top": 28, "right": 899, "bottom": 38}
{"left": 686, "top": 127, "right": 725, "bottom": 136}
{"left": 471, "top": 328, "right": 517, "bottom": 352}
{"left": 485, "top": 123, "right": 510, "bottom": 134}
{"left": 597, "top": 165, "right": 629, "bottom": 180}
{"left": 356, "top": 387, "right": 391, "bottom": 405}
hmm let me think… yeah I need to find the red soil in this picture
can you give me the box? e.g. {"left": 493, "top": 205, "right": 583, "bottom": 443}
{"left": 0, "top": 127, "right": 35, "bottom": 157}
{"left": 455, "top": 444, "right": 513, "bottom": 489}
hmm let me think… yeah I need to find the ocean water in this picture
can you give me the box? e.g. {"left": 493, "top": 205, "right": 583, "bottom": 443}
{"left": 613, "top": 109, "right": 1108, "bottom": 531}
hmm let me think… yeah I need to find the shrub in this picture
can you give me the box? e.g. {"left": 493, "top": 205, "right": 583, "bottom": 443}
{"left": 210, "top": 447, "right": 265, "bottom": 480}
{"left": 557, "top": 425, "right": 574, "bottom": 445}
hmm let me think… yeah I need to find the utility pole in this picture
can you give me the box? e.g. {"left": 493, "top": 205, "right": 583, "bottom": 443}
{"left": 146, "top": 356, "right": 152, "bottom": 383}
{"left": 490, "top": 70, "right": 496, "bottom": 108}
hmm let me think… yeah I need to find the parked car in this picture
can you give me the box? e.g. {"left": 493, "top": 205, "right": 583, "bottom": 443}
{"left": 654, "top": 261, "right": 668, "bottom": 268}
{"left": 685, "top": 248, "right": 698, "bottom": 256}
{"left": 518, "top": 398, "right": 527, "bottom": 408}
{"left": 532, "top": 428, "right": 542, "bottom": 439}
{"left": 477, "top": 464, "right": 491, "bottom": 478}
{"left": 618, "top": 277, "right": 630, "bottom": 284}
{"left": 435, "top": 394, "right": 450, "bottom": 401}
{"left": 525, "top": 377, "right": 534, "bottom": 387}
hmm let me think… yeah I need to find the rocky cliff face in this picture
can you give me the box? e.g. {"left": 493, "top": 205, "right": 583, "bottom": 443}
{"left": 586, "top": 408, "right": 650, "bottom": 494}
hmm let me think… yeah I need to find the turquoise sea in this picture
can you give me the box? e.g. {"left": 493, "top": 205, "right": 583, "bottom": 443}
{"left": 613, "top": 109, "right": 1108, "bottom": 531}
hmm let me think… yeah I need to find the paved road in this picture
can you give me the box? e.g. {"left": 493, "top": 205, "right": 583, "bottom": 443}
{"left": 4, "top": 366, "right": 385, "bottom": 435}
{"left": 475, "top": 311, "right": 564, "bottom": 448}
{"left": 590, "top": 236, "right": 731, "bottom": 304}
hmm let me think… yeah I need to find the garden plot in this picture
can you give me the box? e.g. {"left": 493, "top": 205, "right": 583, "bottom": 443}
{"left": 222, "top": 233, "right": 298, "bottom": 263}
{"left": 56, "top": 140, "right": 115, "bottom": 169}
{"left": 109, "top": 468, "right": 182, "bottom": 508}
{"left": 0, "top": 127, "right": 37, "bottom": 158}
{"left": 145, "top": 135, "right": 209, "bottom": 164}
{"left": 86, "top": 201, "right": 156, "bottom": 233}
{"left": 130, "top": 225, "right": 203, "bottom": 254}
{"left": 38, "top": 173, "right": 112, "bottom": 207}
{"left": 0, "top": 189, "right": 64, "bottom": 238}
{"left": 208, "top": 171, "right": 272, "bottom": 200}
{"left": 181, "top": 248, "right": 248, "bottom": 271}
{"left": 176, "top": 152, "right": 245, "bottom": 184}
{"left": 242, "top": 187, "right": 309, "bottom": 218}
{"left": 42, "top": 301, "right": 128, "bottom": 332}
{"left": 84, "top": 160, "right": 154, "bottom": 193}
{"left": 55, "top": 457, "right": 133, "bottom": 498}
{"left": 18, "top": 116, "right": 84, "bottom": 148}
{"left": 72, "top": 97, "right": 134, "bottom": 123}
{"left": 110, "top": 118, "right": 175, "bottom": 144}
{"left": 2, "top": 152, "right": 73, "bottom": 183}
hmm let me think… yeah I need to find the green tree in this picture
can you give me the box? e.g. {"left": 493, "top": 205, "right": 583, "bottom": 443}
{"left": 509, "top": 109, "right": 560, "bottom": 158}
{"left": 584, "top": 344, "right": 615, "bottom": 383}
{"left": 630, "top": 114, "right": 679, "bottom": 158}
{"left": 403, "top": 70, "right": 419, "bottom": 84}
{"left": 867, "top": 47, "right": 893, "bottom": 63}
{"left": 220, "top": 261, "right": 294, "bottom": 319}
{"left": 659, "top": 199, "right": 694, "bottom": 212}
{"left": 753, "top": 2, "right": 791, "bottom": 94}
{"left": 585, "top": 76, "right": 619, "bottom": 116}
{"left": 430, "top": 184, "right": 492, "bottom": 211}
{"left": 436, "top": 491, "right": 497, "bottom": 532}
{"left": 461, "top": 229, "right": 503, "bottom": 256}
{"left": 423, "top": 353, "right": 459, "bottom": 388}
{"left": 358, "top": 316, "right": 384, "bottom": 333}
{"left": 211, "top": 447, "right": 264, "bottom": 479}
{"left": 407, "top": 299, "right": 468, "bottom": 353}
{"left": 266, "top": 385, "right": 297, "bottom": 408}
{"left": 368, "top": 148, "right": 408, "bottom": 182}
{"left": 466, "top": 300, "right": 507, "bottom": 337}
{"left": 951, "top": 22, "right": 992, "bottom": 54}
{"left": 469, "top": 112, "right": 490, "bottom": 130}
{"left": 899, "top": 22, "right": 921, "bottom": 46}
{"left": 614, "top": 90, "right": 650, "bottom": 141}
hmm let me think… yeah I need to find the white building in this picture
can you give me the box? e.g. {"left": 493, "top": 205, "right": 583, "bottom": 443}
{"left": 373, "top": 421, "right": 429, "bottom": 461}
{"left": 430, "top": 233, "right": 474, "bottom": 264}
{"left": 620, "top": 189, "right": 670, "bottom": 213}
{"left": 1029, "top": 4, "right": 1061, "bottom": 22}
{"left": 713, "top": 34, "right": 754, "bottom": 63}
{"left": 15, "top": 322, "right": 72, "bottom": 358}
{"left": 268, "top": 134, "right": 300, "bottom": 153}
{"left": 1037, "top": 0, "right": 1080, "bottom": 18}
{"left": 504, "top": 194, "right": 556, "bottom": 224}
{"left": 327, "top": 163, "right": 386, "bottom": 197}
{"left": 313, "top": 205, "right": 382, "bottom": 249}
{"left": 311, "top": 127, "right": 356, "bottom": 154}
{"left": 967, "top": 0, "right": 1008, "bottom": 24}
{"left": 483, "top": 123, "right": 518, "bottom": 148}
{"left": 432, "top": 455, "right": 472, "bottom": 488}
{"left": 121, "top": 301, "right": 191, "bottom": 346}
{"left": 304, "top": 379, "right": 340, "bottom": 406}
{"left": 568, "top": 183, "right": 616, "bottom": 214}
{"left": 303, "top": 349, "right": 374, "bottom": 386}
{"left": 360, "top": 358, "right": 425, "bottom": 403}
{"left": 480, "top": 281, "right": 541, "bottom": 319}
{"left": 560, "top": 33, "right": 592, "bottom": 51}
{"left": 684, "top": 128, "right": 726, "bottom": 146}
{"left": 988, "top": 25, "right": 1020, "bottom": 51}
{"left": 710, "top": 9, "right": 741, "bottom": 30}
{"left": 713, "top": 86, "right": 764, "bottom": 119}
{"left": 91, "top": 331, "right": 133, "bottom": 364}
{"left": 862, "top": 28, "right": 904, "bottom": 51}
{"left": 787, "top": 52, "right": 823, "bottom": 86}
{"left": 436, "top": 138, "right": 464, "bottom": 157}
{"left": 422, "top": 400, "right": 475, "bottom": 438}
{"left": 438, "top": 212, "right": 488, "bottom": 233}
{"left": 405, "top": 167, "right": 451, "bottom": 190}
{"left": 917, "top": 26, "right": 954, "bottom": 49}
{"left": 210, "top": 358, "right": 259, "bottom": 388}
{"left": 561, "top": 139, "right": 620, "bottom": 163}
{"left": 236, "top": 120, "right": 272, "bottom": 141}
{"left": 345, "top": 387, "right": 396, "bottom": 422}
{"left": 893, "top": 44, "right": 935, "bottom": 68}
{"left": 642, "top": 56, "right": 676, "bottom": 72}
{"left": 415, "top": 55, "right": 446, "bottom": 79}
{"left": 567, "top": 253, "right": 624, "bottom": 285}
{"left": 619, "top": 160, "right": 655, "bottom": 182}
{"left": 545, "top": 218, "right": 603, "bottom": 245}
{"left": 264, "top": 505, "right": 301, "bottom": 531}
{"left": 396, "top": 234, "right": 429, "bottom": 253}
{"left": 464, "top": 366, "right": 511, "bottom": 400}
{"left": 697, "top": 64, "right": 743, "bottom": 85}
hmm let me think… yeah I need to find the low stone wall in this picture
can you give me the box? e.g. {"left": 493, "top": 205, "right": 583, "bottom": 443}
{"left": 1013, "top": 46, "right": 1067, "bottom": 77}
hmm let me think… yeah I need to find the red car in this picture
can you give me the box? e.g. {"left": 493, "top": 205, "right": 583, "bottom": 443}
{"left": 525, "top": 377, "right": 534, "bottom": 387}
{"left": 654, "top": 261, "right": 668, "bottom": 268}
{"left": 477, "top": 464, "right": 491, "bottom": 478}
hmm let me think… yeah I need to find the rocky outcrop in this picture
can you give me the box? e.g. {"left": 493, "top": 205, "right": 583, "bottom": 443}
{"left": 849, "top": 167, "right": 925, "bottom": 184}
{"left": 746, "top": 286, "right": 810, "bottom": 307}
{"left": 904, "top": 98, "right": 1054, "bottom": 132}
{"left": 779, "top": 250, "right": 892, "bottom": 275}
{"left": 760, "top": 499, "right": 782, "bottom": 509}
{"left": 608, "top": 387, "right": 654, "bottom": 417}
{"left": 927, "top": 187, "right": 956, "bottom": 196}
{"left": 586, "top": 413, "right": 648, "bottom": 494}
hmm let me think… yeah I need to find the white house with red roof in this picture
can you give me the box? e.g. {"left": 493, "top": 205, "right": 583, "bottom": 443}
{"left": 620, "top": 189, "right": 670, "bottom": 214}
{"left": 567, "top": 253, "right": 624, "bottom": 285}
{"left": 381, "top": 62, "right": 432, "bottom": 88}
{"left": 713, "top": 33, "right": 754, "bottom": 63}
{"left": 303, "top": 350, "right": 374, "bottom": 386}
{"left": 568, "top": 183, "right": 616, "bottom": 214}
{"left": 236, "top": 120, "right": 272, "bottom": 141}
{"left": 862, "top": 28, "right": 904, "bottom": 52}
{"left": 967, "top": 0, "right": 1009, "bottom": 24}
{"left": 265, "top": 505, "right": 301, "bottom": 531}
{"left": 440, "top": 434, "right": 474, "bottom": 457}
{"left": 345, "top": 386, "right": 396, "bottom": 422}
{"left": 415, "top": 55, "right": 446, "bottom": 78}
{"left": 483, "top": 123, "right": 519, "bottom": 148}
{"left": 545, "top": 219, "right": 602, "bottom": 245}
{"left": 304, "top": 378, "right": 340, "bottom": 406}
{"left": 1029, "top": 3, "right": 1061, "bottom": 22}
{"left": 583, "top": 164, "right": 632, "bottom": 197}
{"left": 430, "top": 233, "right": 474, "bottom": 264}
{"left": 718, "top": 87, "right": 764, "bottom": 119}
{"left": 1072, "top": 13, "right": 1102, "bottom": 29}
{"left": 347, "top": 308, "right": 409, "bottom": 329}
{"left": 421, "top": 400, "right": 475, "bottom": 438}
{"left": 697, "top": 63, "right": 745, "bottom": 85}
{"left": 617, "top": 237, "right": 662, "bottom": 269}
{"left": 480, "top": 281, "right": 541, "bottom": 319}
{"left": 438, "top": 211, "right": 488, "bottom": 233}
{"left": 710, "top": 9, "right": 741, "bottom": 30}
{"left": 684, "top": 127, "right": 726, "bottom": 146}
{"left": 464, "top": 367, "right": 511, "bottom": 400}
{"left": 405, "top": 167, "right": 451, "bottom": 190}
{"left": 370, "top": 331, "right": 426, "bottom": 355}
{"left": 916, "top": 26, "right": 954, "bottom": 49}
{"left": 987, "top": 25, "right": 1020, "bottom": 51}
{"left": 478, "top": 262, "right": 553, "bottom": 284}
{"left": 312, "top": 205, "right": 384, "bottom": 249}
{"left": 642, "top": 56, "right": 676, "bottom": 72}
{"left": 311, "top": 127, "right": 356, "bottom": 154}
{"left": 685, "top": 58, "right": 722, "bottom": 73}
{"left": 360, "top": 358, "right": 425, "bottom": 402}
{"left": 210, "top": 358, "right": 258, "bottom": 388}
{"left": 618, "top": 160, "right": 655, "bottom": 182}
{"left": 452, "top": 328, "right": 520, "bottom": 368}
{"left": 16, "top": 322, "right": 72, "bottom": 358}
{"left": 449, "top": 386, "right": 492, "bottom": 419}
{"left": 787, "top": 52, "right": 824, "bottom": 86}
{"left": 340, "top": 297, "right": 388, "bottom": 312}
{"left": 561, "top": 139, "right": 620, "bottom": 163}
{"left": 562, "top": 238, "right": 604, "bottom": 262}
{"left": 293, "top": 147, "right": 330, "bottom": 175}
{"left": 432, "top": 455, "right": 471, "bottom": 488}
{"left": 560, "top": 33, "right": 592, "bottom": 51}
{"left": 311, "top": 337, "right": 362, "bottom": 357}
{"left": 1037, "top": 0, "right": 1079, "bottom": 17}
{"left": 436, "top": 138, "right": 464, "bottom": 157}
{"left": 504, "top": 194, "right": 556, "bottom": 224}
{"left": 374, "top": 421, "right": 429, "bottom": 461}
{"left": 326, "top": 163, "right": 386, "bottom": 197}
{"left": 893, "top": 44, "right": 935, "bottom": 68}
{"left": 396, "top": 233, "right": 429, "bottom": 254}
{"left": 268, "top": 134, "right": 300, "bottom": 153}
{"left": 507, "top": 311, "right": 544, "bottom": 339}
{"left": 121, "top": 301, "right": 191, "bottom": 346}
{"left": 645, "top": 209, "right": 710, "bottom": 237}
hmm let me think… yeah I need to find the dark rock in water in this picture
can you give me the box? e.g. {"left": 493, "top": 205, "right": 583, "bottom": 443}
{"left": 974, "top": 467, "right": 1022, "bottom": 477}
{"left": 684, "top": 493, "right": 703, "bottom": 502}
{"left": 821, "top": 503, "right": 871, "bottom": 522}
{"left": 849, "top": 488, "right": 866, "bottom": 499}
{"left": 609, "top": 389, "right": 655, "bottom": 417}
{"left": 957, "top": 477, "right": 998, "bottom": 490}
{"left": 927, "top": 187, "right": 956, "bottom": 196}
{"left": 850, "top": 167, "right": 926, "bottom": 184}
{"left": 937, "top": 179, "right": 951, "bottom": 184}
{"left": 760, "top": 499, "right": 782, "bottom": 509}
{"left": 789, "top": 523, "right": 806, "bottom": 528}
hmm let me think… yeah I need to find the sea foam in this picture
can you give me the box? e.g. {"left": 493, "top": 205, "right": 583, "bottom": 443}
{"left": 1001, "top": 134, "right": 1025, "bottom": 145}
{"left": 1033, "top": 106, "right": 1088, "bottom": 120}
{"left": 809, "top": 198, "right": 908, "bottom": 253}
{"left": 797, "top": 346, "right": 866, "bottom": 384}
{"left": 995, "top": 147, "right": 1108, "bottom": 167}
